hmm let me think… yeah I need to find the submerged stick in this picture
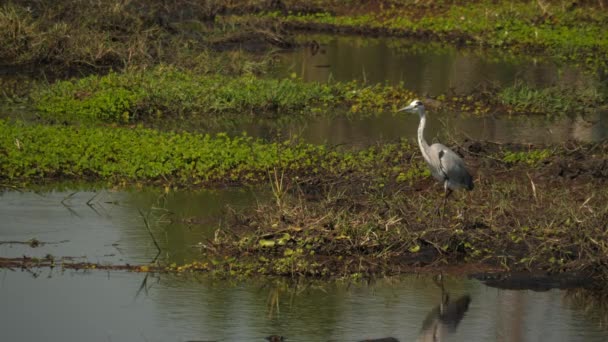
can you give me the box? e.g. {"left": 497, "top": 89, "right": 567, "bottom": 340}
{"left": 137, "top": 208, "right": 161, "bottom": 262}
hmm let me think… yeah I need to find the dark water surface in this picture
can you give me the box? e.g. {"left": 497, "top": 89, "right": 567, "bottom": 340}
{"left": 270, "top": 35, "right": 608, "bottom": 145}
{"left": 165, "top": 34, "right": 608, "bottom": 145}
{"left": 1, "top": 270, "right": 608, "bottom": 341}
{"left": 240, "top": 109, "right": 608, "bottom": 146}
{"left": 275, "top": 35, "right": 599, "bottom": 96}
{"left": 2, "top": 34, "right": 607, "bottom": 145}
{"left": 2, "top": 189, "right": 608, "bottom": 341}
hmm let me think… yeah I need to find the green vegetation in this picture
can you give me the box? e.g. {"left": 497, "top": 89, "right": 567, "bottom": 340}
{"left": 31, "top": 67, "right": 601, "bottom": 126}
{"left": 0, "top": 119, "right": 426, "bottom": 186}
{"left": 29, "top": 66, "right": 489, "bottom": 125}
{"left": 32, "top": 67, "right": 335, "bottom": 124}
{"left": 501, "top": 149, "right": 552, "bottom": 166}
{"left": 0, "top": 118, "right": 570, "bottom": 187}
{"left": 498, "top": 83, "right": 606, "bottom": 115}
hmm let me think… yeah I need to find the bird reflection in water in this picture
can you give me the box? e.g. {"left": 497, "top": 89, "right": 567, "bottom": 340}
{"left": 418, "top": 274, "right": 471, "bottom": 342}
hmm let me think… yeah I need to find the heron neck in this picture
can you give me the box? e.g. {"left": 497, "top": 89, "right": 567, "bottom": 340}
{"left": 417, "top": 111, "right": 431, "bottom": 161}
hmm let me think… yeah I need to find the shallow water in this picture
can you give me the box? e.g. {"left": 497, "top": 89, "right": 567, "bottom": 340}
{"left": 240, "top": 109, "right": 608, "bottom": 146}
{"left": 275, "top": 35, "right": 599, "bottom": 96}
{"left": 150, "top": 105, "right": 608, "bottom": 147}
{"left": 270, "top": 34, "right": 608, "bottom": 145}
{"left": 158, "top": 34, "right": 608, "bottom": 145}
{"left": 1, "top": 189, "right": 608, "bottom": 341}
{"left": 1, "top": 270, "right": 608, "bottom": 341}
{"left": 0, "top": 188, "right": 260, "bottom": 265}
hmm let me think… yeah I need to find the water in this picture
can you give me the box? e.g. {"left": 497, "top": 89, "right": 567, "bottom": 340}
{"left": 2, "top": 189, "right": 608, "bottom": 341}
{"left": 269, "top": 34, "right": 608, "bottom": 145}
{"left": 241, "top": 109, "right": 608, "bottom": 146}
{"left": 275, "top": 35, "right": 599, "bottom": 96}
{"left": 150, "top": 105, "right": 608, "bottom": 147}
{"left": 158, "top": 34, "right": 608, "bottom": 145}
{"left": 1, "top": 271, "right": 607, "bottom": 341}
{"left": 2, "top": 35, "right": 608, "bottom": 145}
{"left": 0, "top": 187, "right": 261, "bottom": 265}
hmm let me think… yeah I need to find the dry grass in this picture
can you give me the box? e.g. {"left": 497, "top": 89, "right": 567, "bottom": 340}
{"left": 205, "top": 141, "right": 608, "bottom": 280}
{"left": 0, "top": 1, "right": 291, "bottom": 70}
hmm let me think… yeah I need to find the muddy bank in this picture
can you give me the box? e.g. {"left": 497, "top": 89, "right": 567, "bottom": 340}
{"left": 191, "top": 140, "right": 608, "bottom": 282}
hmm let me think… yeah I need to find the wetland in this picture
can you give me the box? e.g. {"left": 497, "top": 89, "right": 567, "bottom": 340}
{"left": 2, "top": 1, "right": 608, "bottom": 340}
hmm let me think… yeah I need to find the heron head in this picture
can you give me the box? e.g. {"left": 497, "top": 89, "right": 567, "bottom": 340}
{"left": 398, "top": 99, "right": 424, "bottom": 114}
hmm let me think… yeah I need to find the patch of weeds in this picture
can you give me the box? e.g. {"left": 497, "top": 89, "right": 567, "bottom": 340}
{"left": 203, "top": 159, "right": 608, "bottom": 279}
{"left": 498, "top": 83, "right": 606, "bottom": 115}
{"left": 25, "top": 64, "right": 603, "bottom": 125}
{"left": 0, "top": 119, "right": 424, "bottom": 186}
{"left": 31, "top": 66, "right": 336, "bottom": 124}
{"left": 28, "top": 66, "right": 515, "bottom": 125}
{"left": 396, "top": 160, "right": 430, "bottom": 184}
{"left": 501, "top": 149, "right": 552, "bottom": 167}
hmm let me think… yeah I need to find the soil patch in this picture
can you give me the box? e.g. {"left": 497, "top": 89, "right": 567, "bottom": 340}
{"left": 196, "top": 140, "right": 608, "bottom": 282}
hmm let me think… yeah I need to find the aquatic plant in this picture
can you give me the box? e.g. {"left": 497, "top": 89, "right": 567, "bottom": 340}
{"left": 32, "top": 67, "right": 336, "bottom": 123}
{"left": 498, "top": 83, "right": 606, "bottom": 115}
{"left": 0, "top": 119, "right": 425, "bottom": 186}
{"left": 501, "top": 149, "right": 552, "bottom": 167}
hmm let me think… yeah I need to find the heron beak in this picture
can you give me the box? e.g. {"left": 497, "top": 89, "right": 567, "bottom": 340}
{"left": 398, "top": 104, "right": 415, "bottom": 113}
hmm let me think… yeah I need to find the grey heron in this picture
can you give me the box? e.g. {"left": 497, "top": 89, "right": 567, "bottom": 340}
{"left": 399, "top": 100, "right": 473, "bottom": 211}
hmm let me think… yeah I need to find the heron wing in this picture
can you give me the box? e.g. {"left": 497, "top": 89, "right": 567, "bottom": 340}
{"left": 433, "top": 144, "right": 474, "bottom": 190}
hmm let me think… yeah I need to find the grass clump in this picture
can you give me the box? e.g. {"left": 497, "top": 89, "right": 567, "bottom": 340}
{"left": 0, "top": 1, "right": 289, "bottom": 71}
{"left": 202, "top": 141, "right": 608, "bottom": 280}
{"left": 32, "top": 66, "right": 336, "bottom": 124}
{"left": 498, "top": 83, "right": 607, "bottom": 115}
{"left": 26, "top": 65, "right": 604, "bottom": 126}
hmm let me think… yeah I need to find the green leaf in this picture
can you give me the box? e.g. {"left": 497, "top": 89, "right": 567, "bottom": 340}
{"left": 259, "top": 239, "right": 276, "bottom": 248}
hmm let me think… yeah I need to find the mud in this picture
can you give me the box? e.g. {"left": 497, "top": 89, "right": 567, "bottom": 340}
{"left": 0, "top": 256, "right": 162, "bottom": 273}
{"left": 470, "top": 271, "right": 595, "bottom": 291}
{"left": 186, "top": 139, "right": 608, "bottom": 282}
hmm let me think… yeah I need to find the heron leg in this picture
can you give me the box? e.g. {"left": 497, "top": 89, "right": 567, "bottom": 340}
{"left": 441, "top": 182, "right": 453, "bottom": 216}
